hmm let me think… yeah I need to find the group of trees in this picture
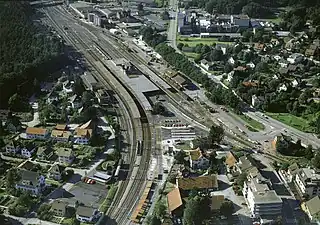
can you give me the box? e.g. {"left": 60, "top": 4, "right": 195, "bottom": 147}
{"left": 193, "top": 124, "right": 224, "bottom": 150}
{"left": 276, "top": 139, "right": 314, "bottom": 159}
{"left": 8, "top": 192, "right": 37, "bottom": 216}
{"left": 0, "top": 1, "right": 66, "bottom": 110}
{"left": 139, "top": 26, "right": 166, "bottom": 48}
{"left": 146, "top": 201, "right": 167, "bottom": 225}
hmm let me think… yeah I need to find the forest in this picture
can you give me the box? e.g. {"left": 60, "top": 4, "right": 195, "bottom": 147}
{"left": 0, "top": 1, "right": 66, "bottom": 110}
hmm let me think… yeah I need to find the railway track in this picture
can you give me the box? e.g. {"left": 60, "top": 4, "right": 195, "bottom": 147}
{"left": 45, "top": 6, "right": 153, "bottom": 224}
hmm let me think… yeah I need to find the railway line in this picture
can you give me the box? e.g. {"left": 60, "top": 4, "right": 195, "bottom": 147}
{"left": 45, "top": 7, "right": 152, "bottom": 224}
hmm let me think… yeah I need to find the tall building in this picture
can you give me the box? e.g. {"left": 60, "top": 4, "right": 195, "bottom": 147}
{"left": 294, "top": 168, "right": 320, "bottom": 198}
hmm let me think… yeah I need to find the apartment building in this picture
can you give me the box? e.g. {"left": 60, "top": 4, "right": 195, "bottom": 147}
{"left": 294, "top": 168, "right": 320, "bottom": 198}
{"left": 243, "top": 173, "right": 282, "bottom": 218}
{"left": 15, "top": 170, "right": 46, "bottom": 195}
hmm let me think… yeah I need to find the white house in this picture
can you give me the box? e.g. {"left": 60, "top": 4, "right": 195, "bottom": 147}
{"left": 76, "top": 206, "right": 100, "bottom": 223}
{"left": 228, "top": 57, "right": 235, "bottom": 65}
{"left": 200, "top": 59, "right": 214, "bottom": 71}
{"left": 273, "top": 55, "right": 282, "bottom": 61}
{"left": 15, "top": 170, "right": 46, "bottom": 196}
{"left": 251, "top": 95, "right": 264, "bottom": 107}
{"left": 21, "top": 145, "right": 36, "bottom": 158}
{"left": 5, "top": 141, "right": 20, "bottom": 154}
{"left": 227, "top": 71, "right": 235, "bottom": 82}
{"left": 69, "top": 95, "right": 83, "bottom": 109}
{"left": 294, "top": 168, "right": 320, "bottom": 199}
{"left": 287, "top": 53, "right": 304, "bottom": 64}
{"left": 46, "top": 91, "right": 59, "bottom": 104}
{"left": 292, "top": 79, "right": 299, "bottom": 88}
{"left": 278, "top": 84, "right": 288, "bottom": 92}
{"left": 187, "top": 148, "right": 210, "bottom": 170}
{"left": 246, "top": 62, "right": 255, "bottom": 69}
{"left": 62, "top": 80, "right": 74, "bottom": 95}
{"left": 26, "top": 127, "right": 49, "bottom": 140}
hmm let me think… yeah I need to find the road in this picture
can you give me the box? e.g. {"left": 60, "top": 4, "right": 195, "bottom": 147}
{"left": 6, "top": 215, "right": 60, "bottom": 225}
{"left": 167, "top": 0, "right": 178, "bottom": 50}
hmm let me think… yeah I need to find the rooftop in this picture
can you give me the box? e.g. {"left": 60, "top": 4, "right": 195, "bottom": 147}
{"left": 167, "top": 188, "right": 183, "bottom": 212}
{"left": 305, "top": 196, "right": 320, "bottom": 216}
{"left": 51, "top": 130, "right": 71, "bottom": 139}
{"left": 252, "top": 190, "right": 282, "bottom": 205}
{"left": 26, "top": 127, "right": 48, "bottom": 135}
{"left": 177, "top": 175, "right": 218, "bottom": 190}
{"left": 51, "top": 199, "right": 68, "bottom": 211}
{"left": 56, "top": 148, "right": 73, "bottom": 158}
{"left": 55, "top": 124, "right": 67, "bottom": 131}
{"left": 211, "top": 195, "right": 224, "bottom": 210}
{"left": 76, "top": 205, "right": 97, "bottom": 217}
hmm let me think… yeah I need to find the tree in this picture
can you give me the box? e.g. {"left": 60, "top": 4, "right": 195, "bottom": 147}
{"left": 37, "top": 204, "right": 53, "bottom": 221}
{"left": 154, "top": 201, "right": 166, "bottom": 219}
{"left": 312, "top": 153, "right": 320, "bottom": 169}
{"left": 183, "top": 196, "right": 210, "bottom": 225}
{"left": 177, "top": 43, "right": 184, "bottom": 50}
{"left": 8, "top": 93, "right": 30, "bottom": 112}
{"left": 208, "top": 125, "right": 224, "bottom": 144}
{"left": 210, "top": 49, "right": 223, "bottom": 61}
{"left": 304, "top": 145, "right": 314, "bottom": 160}
{"left": 161, "top": 10, "right": 170, "bottom": 20}
{"left": 152, "top": 102, "right": 166, "bottom": 115}
{"left": 235, "top": 172, "right": 247, "bottom": 187}
{"left": 255, "top": 62, "right": 269, "bottom": 72}
{"left": 224, "top": 63, "right": 233, "bottom": 73}
{"left": 82, "top": 91, "right": 92, "bottom": 107}
{"left": 174, "top": 151, "right": 187, "bottom": 164}
{"left": 146, "top": 216, "right": 161, "bottom": 225}
{"left": 137, "top": 2, "right": 144, "bottom": 11}
{"left": 6, "top": 168, "right": 19, "bottom": 194}
{"left": 315, "top": 115, "right": 320, "bottom": 135}
{"left": 220, "top": 200, "right": 234, "bottom": 218}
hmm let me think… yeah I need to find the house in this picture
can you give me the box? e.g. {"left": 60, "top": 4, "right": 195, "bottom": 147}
{"left": 26, "top": 127, "right": 49, "bottom": 140}
{"left": 48, "top": 163, "right": 66, "bottom": 180}
{"left": 234, "top": 66, "right": 247, "bottom": 72}
{"left": 51, "top": 130, "right": 72, "bottom": 142}
{"left": 294, "top": 168, "right": 320, "bottom": 199}
{"left": 5, "top": 140, "right": 20, "bottom": 154}
{"left": 56, "top": 148, "right": 74, "bottom": 165}
{"left": 47, "top": 91, "right": 59, "bottom": 104}
{"left": 62, "top": 80, "right": 74, "bottom": 95}
{"left": 167, "top": 188, "right": 183, "bottom": 216}
{"left": 18, "top": 160, "right": 36, "bottom": 170}
{"left": 251, "top": 95, "right": 264, "bottom": 107}
{"left": 210, "top": 195, "right": 225, "bottom": 211}
{"left": 254, "top": 43, "right": 265, "bottom": 51}
{"left": 292, "top": 79, "right": 299, "bottom": 88}
{"left": 200, "top": 59, "right": 214, "bottom": 71}
{"left": 236, "top": 155, "right": 256, "bottom": 174}
{"left": 228, "top": 57, "right": 235, "bottom": 65}
{"left": 287, "top": 53, "right": 304, "bottom": 64}
{"left": 225, "top": 151, "right": 238, "bottom": 173}
{"left": 15, "top": 169, "right": 46, "bottom": 195}
{"left": 95, "top": 89, "right": 111, "bottom": 105}
{"left": 177, "top": 175, "right": 218, "bottom": 192}
{"left": 243, "top": 174, "right": 282, "bottom": 218}
{"left": 36, "top": 146, "right": 53, "bottom": 161}
{"left": 76, "top": 206, "right": 100, "bottom": 223}
{"left": 51, "top": 200, "right": 69, "bottom": 217}
{"left": 231, "top": 14, "right": 250, "bottom": 28}
{"left": 187, "top": 148, "right": 210, "bottom": 170}
{"left": 21, "top": 144, "right": 36, "bottom": 158}
{"left": 246, "top": 62, "right": 255, "bottom": 69}
{"left": 69, "top": 95, "right": 83, "bottom": 109}
{"left": 302, "top": 196, "right": 320, "bottom": 223}
{"left": 55, "top": 124, "right": 67, "bottom": 131}
{"left": 227, "top": 71, "right": 235, "bottom": 82}
{"left": 74, "top": 128, "right": 93, "bottom": 145}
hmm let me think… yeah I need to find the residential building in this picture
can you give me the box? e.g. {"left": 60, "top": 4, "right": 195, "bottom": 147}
{"left": 287, "top": 53, "right": 304, "bottom": 64}
{"left": 76, "top": 206, "right": 100, "bottom": 223}
{"left": 200, "top": 59, "right": 214, "bottom": 71}
{"left": 51, "top": 130, "right": 72, "bottom": 142}
{"left": 51, "top": 200, "right": 69, "bottom": 217}
{"left": 95, "top": 89, "right": 111, "bottom": 105}
{"left": 36, "top": 146, "right": 53, "bottom": 161}
{"left": 26, "top": 127, "right": 49, "bottom": 140}
{"left": 69, "top": 94, "right": 83, "bottom": 109}
{"left": 56, "top": 148, "right": 74, "bottom": 165}
{"left": 236, "top": 155, "right": 256, "bottom": 174}
{"left": 5, "top": 116, "right": 21, "bottom": 133}
{"left": 5, "top": 140, "right": 20, "bottom": 154}
{"left": 302, "top": 196, "right": 320, "bottom": 223}
{"left": 294, "top": 168, "right": 320, "bottom": 198}
{"left": 228, "top": 57, "right": 235, "bottom": 65}
{"left": 231, "top": 14, "right": 250, "bottom": 28}
{"left": 252, "top": 95, "right": 264, "bottom": 107}
{"left": 62, "top": 80, "right": 74, "bottom": 95}
{"left": 15, "top": 170, "right": 46, "bottom": 195}
{"left": 21, "top": 144, "right": 36, "bottom": 158}
{"left": 74, "top": 128, "right": 92, "bottom": 145}
{"left": 225, "top": 151, "right": 238, "bottom": 173}
{"left": 48, "top": 163, "right": 66, "bottom": 181}
{"left": 167, "top": 187, "right": 183, "bottom": 216}
{"left": 243, "top": 175, "right": 282, "bottom": 218}
{"left": 55, "top": 124, "right": 67, "bottom": 131}
{"left": 210, "top": 195, "right": 225, "bottom": 211}
{"left": 177, "top": 175, "right": 218, "bottom": 192}
{"left": 227, "top": 71, "right": 235, "bottom": 82}
{"left": 187, "top": 148, "right": 210, "bottom": 170}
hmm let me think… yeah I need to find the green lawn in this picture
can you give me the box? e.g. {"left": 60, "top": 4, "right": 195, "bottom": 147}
{"left": 239, "top": 114, "right": 265, "bottom": 131}
{"left": 177, "top": 36, "right": 232, "bottom": 47}
{"left": 183, "top": 52, "right": 200, "bottom": 59}
{"left": 265, "top": 113, "right": 315, "bottom": 133}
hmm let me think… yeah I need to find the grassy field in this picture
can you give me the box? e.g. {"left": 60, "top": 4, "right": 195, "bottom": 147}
{"left": 239, "top": 114, "right": 265, "bottom": 131}
{"left": 177, "top": 36, "right": 232, "bottom": 47}
{"left": 265, "top": 112, "right": 315, "bottom": 133}
{"left": 183, "top": 52, "right": 200, "bottom": 59}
